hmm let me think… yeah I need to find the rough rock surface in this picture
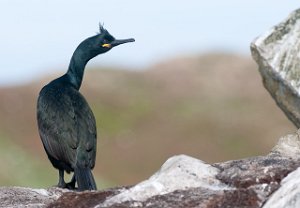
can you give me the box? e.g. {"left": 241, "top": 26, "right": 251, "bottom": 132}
{"left": 0, "top": 186, "right": 67, "bottom": 208}
{"left": 263, "top": 167, "right": 300, "bottom": 208}
{"left": 251, "top": 8, "right": 300, "bottom": 128}
{"left": 2, "top": 131, "right": 300, "bottom": 208}
{"left": 102, "top": 155, "right": 230, "bottom": 207}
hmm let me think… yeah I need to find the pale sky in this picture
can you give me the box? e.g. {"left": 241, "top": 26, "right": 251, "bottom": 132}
{"left": 0, "top": 1, "right": 299, "bottom": 86}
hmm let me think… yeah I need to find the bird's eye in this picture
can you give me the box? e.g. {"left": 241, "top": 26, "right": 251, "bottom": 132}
{"left": 103, "top": 39, "right": 108, "bottom": 44}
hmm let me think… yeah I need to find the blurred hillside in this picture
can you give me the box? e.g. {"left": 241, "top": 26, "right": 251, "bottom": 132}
{"left": 0, "top": 53, "right": 295, "bottom": 188}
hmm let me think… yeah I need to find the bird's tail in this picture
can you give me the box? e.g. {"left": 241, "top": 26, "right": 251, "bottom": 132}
{"left": 74, "top": 166, "right": 97, "bottom": 191}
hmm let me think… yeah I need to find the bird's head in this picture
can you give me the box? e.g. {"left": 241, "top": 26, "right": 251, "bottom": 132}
{"left": 80, "top": 24, "right": 135, "bottom": 57}
{"left": 98, "top": 24, "right": 135, "bottom": 50}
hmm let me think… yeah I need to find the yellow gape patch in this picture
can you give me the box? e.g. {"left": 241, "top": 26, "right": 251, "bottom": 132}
{"left": 102, "top": 43, "right": 111, "bottom": 48}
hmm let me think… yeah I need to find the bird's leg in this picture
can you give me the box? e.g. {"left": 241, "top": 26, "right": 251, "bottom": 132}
{"left": 57, "top": 170, "right": 67, "bottom": 188}
{"left": 66, "top": 174, "right": 76, "bottom": 190}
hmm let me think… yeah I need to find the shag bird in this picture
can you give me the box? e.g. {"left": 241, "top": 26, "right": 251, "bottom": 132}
{"left": 37, "top": 25, "right": 135, "bottom": 191}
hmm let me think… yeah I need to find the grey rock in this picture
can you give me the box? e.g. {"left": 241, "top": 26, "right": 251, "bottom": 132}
{"left": 262, "top": 133, "right": 300, "bottom": 208}
{"left": 102, "top": 155, "right": 231, "bottom": 207}
{"left": 0, "top": 187, "right": 66, "bottom": 208}
{"left": 271, "top": 129, "right": 300, "bottom": 159}
{"left": 251, "top": 8, "right": 300, "bottom": 128}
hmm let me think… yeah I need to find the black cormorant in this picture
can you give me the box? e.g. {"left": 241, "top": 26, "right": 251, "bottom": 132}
{"left": 37, "top": 25, "right": 135, "bottom": 191}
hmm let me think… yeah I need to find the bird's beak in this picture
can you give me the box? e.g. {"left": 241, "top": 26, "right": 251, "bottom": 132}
{"left": 111, "top": 38, "right": 135, "bottom": 47}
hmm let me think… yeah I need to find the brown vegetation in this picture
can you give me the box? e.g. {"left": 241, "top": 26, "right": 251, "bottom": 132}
{"left": 0, "top": 53, "right": 295, "bottom": 187}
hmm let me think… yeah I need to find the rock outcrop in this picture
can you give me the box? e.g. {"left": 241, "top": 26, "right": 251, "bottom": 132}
{"left": 0, "top": 186, "right": 67, "bottom": 207}
{"left": 251, "top": 8, "right": 300, "bottom": 128}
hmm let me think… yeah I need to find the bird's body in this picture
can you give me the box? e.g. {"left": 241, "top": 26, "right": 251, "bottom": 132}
{"left": 37, "top": 74, "right": 97, "bottom": 190}
{"left": 37, "top": 25, "right": 134, "bottom": 191}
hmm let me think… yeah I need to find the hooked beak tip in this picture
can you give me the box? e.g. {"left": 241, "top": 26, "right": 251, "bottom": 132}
{"left": 128, "top": 38, "right": 135, "bottom": 42}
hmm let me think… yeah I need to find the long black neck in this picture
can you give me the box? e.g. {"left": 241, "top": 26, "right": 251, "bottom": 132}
{"left": 66, "top": 46, "right": 92, "bottom": 90}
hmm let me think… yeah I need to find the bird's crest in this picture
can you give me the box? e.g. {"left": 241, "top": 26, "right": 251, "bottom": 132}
{"left": 99, "top": 23, "right": 108, "bottom": 34}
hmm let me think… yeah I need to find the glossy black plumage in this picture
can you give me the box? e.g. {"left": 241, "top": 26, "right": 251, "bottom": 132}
{"left": 37, "top": 25, "right": 134, "bottom": 191}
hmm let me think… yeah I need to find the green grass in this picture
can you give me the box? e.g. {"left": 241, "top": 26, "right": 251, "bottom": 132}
{"left": 93, "top": 89, "right": 154, "bottom": 137}
{"left": 0, "top": 134, "right": 112, "bottom": 189}
{"left": 0, "top": 134, "right": 56, "bottom": 187}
